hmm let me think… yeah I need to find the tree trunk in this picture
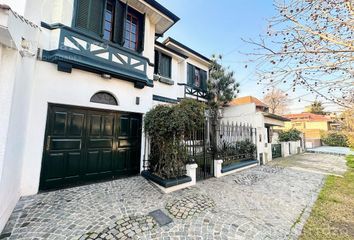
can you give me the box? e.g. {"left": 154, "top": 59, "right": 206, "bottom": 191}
{"left": 210, "top": 108, "right": 219, "bottom": 155}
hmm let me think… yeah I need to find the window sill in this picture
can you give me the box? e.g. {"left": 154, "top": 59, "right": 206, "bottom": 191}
{"left": 153, "top": 74, "right": 174, "bottom": 85}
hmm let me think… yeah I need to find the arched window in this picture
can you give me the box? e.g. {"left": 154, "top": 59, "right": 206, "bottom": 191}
{"left": 90, "top": 91, "right": 118, "bottom": 106}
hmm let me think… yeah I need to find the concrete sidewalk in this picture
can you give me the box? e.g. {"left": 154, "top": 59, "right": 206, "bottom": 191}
{"left": 307, "top": 146, "right": 353, "bottom": 156}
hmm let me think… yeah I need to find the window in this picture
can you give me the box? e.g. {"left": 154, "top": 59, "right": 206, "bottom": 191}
{"left": 187, "top": 63, "right": 207, "bottom": 90}
{"left": 90, "top": 91, "right": 118, "bottom": 105}
{"left": 103, "top": 0, "right": 115, "bottom": 41}
{"left": 154, "top": 50, "right": 172, "bottom": 78}
{"left": 124, "top": 13, "right": 139, "bottom": 50}
{"left": 194, "top": 68, "right": 200, "bottom": 88}
{"left": 75, "top": 0, "right": 145, "bottom": 52}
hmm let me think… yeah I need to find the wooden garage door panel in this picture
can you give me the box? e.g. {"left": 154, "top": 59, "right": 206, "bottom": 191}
{"left": 51, "top": 139, "right": 82, "bottom": 150}
{"left": 40, "top": 104, "right": 142, "bottom": 190}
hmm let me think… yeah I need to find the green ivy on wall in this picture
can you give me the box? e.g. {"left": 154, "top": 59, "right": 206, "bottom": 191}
{"left": 144, "top": 99, "right": 206, "bottom": 179}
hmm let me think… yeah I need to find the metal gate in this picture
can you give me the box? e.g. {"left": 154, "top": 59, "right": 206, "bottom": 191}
{"left": 143, "top": 117, "right": 214, "bottom": 181}
{"left": 272, "top": 144, "right": 282, "bottom": 158}
{"left": 185, "top": 122, "right": 214, "bottom": 181}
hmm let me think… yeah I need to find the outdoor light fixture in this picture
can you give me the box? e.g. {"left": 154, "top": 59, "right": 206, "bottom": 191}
{"left": 101, "top": 73, "right": 111, "bottom": 79}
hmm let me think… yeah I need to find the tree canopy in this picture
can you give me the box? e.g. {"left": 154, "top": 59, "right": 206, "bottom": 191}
{"left": 262, "top": 88, "right": 290, "bottom": 114}
{"left": 308, "top": 100, "right": 326, "bottom": 115}
{"left": 246, "top": 0, "right": 354, "bottom": 108}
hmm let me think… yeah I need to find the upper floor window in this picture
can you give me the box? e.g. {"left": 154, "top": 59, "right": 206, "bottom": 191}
{"left": 103, "top": 0, "right": 115, "bottom": 41}
{"left": 124, "top": 13, "right": 139, "bottom": 50}
{"left": 74, "top": 0, "right": 145, "bottom": 52}
{"left": 154, "top": 51, "right": 172, "bottom": 78}
{"left": 187, "top": 63, "right": 207, "bottom": 90}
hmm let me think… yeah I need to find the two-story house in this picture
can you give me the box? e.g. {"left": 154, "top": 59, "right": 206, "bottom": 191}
{"left": 0, "top": 0, "right": 210, "bottom": 231}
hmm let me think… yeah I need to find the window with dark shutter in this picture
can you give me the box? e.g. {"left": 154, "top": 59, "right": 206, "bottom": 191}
{"left": 187, "top": 63, "right": 194, "bottom": 85}
{"left": 75, "top": 0, "right": 105, "bottom": 36}
{"left": 113, "top": 1, "right": 127, "bottom": 45}
{"left": 200, "top": 70, "right": 208, "bottom": 91}
{"left": 187, "top": 63, "right": 208, "bottom": 90}
{"left": 74, "top": 0, "right": 144, "bottom": 53}
{"left": 154, "top": 50, "right": 160, "bottom": 75}
{"left": 154, "top": 51, "right": 172, "bottom": 78}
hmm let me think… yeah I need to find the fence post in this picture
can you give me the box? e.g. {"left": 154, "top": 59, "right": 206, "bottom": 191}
{"left": 214, "top": 159, "right": 223, "bottom": 178}
{"left": 186, "top": 163, "right": 198, "bottom": 185}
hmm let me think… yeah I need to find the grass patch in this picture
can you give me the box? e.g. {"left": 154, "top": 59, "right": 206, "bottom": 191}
{"left": 300, "top": 155, "right": 354, "bottom": 240}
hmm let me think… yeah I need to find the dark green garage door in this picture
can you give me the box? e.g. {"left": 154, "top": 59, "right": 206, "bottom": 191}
{"left": 40, "top": 104, "right": 142, "bottom": 190}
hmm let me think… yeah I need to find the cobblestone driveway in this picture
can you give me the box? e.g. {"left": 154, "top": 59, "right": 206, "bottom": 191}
{"left": 1, "top": 154, "right": 331, "bottom": 240}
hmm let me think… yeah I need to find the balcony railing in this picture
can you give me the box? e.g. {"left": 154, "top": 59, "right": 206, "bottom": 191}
{"left": 41, "top": 23, "right": 153, "bottom": 88}
{"left": 178, "top": 83, "right": 208, "bottom": 101}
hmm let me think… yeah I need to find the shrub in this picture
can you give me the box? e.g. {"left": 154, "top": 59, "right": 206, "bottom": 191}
{"left": 278, "top": 128, "right": 302, "bottom": 142}
{"left": 144, "top": 99, "right": 206, "bottom": 179}
{"left": 217, "top": 139, "right": 257, "bottom": 166}
{"left": 321, "top": 131, "right": 348, "bottom": 147}
{"left": 345, "top": 132, "right": 354, "bottom": 149}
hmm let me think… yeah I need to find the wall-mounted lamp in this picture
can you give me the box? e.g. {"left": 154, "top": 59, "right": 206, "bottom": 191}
{"left": 101, "top": 73, "right": 111, "bottom": 79}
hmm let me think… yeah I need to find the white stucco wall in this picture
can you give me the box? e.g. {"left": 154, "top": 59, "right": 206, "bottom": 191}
{"left": 0, "top": 0, "right": 211, "bottom": 232}
{"left": 0, "top": 43, "right": 38, "bottom": 231}
{"left": 222, "top": 104, "right": 272, "bottom": 163}
{"left": 0, "top": 46, "right": 19, "bottom": 232}
{"left": 20, "top": 61, "right": 154, "bottom": 196}
{"left": 1, "top": 0, "right": 26, "bottom": 15}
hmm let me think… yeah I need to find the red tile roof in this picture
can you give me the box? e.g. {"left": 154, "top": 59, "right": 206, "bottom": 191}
{"left": 283, "top": 113, "right": 331, "bottom": 122}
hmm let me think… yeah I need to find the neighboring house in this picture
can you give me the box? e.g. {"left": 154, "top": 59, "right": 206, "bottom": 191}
{"left": 222, "top": 96, "right": 290, "bottom": 164}
{"left": 0, "top": 0, "right": 210, "bottom": 231}
{"left": 280, "top": 113, "right": 334, "bottom": 148}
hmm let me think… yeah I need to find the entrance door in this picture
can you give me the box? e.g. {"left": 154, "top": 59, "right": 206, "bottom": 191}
{"left": 40, "top": 104, "right": 142, "bottom": 190}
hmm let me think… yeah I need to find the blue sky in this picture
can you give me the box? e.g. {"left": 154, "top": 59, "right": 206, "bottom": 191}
{"left": 157, "top": 0, "right": 339, "bottom": 113}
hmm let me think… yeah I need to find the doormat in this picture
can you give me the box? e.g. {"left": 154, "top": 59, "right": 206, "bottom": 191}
{"left": 149, "top": 209, "right": 173, "bottom": 226}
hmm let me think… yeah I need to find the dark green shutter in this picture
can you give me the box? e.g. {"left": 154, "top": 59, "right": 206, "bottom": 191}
{"left": 159, "top": 53, "right": 171, "bottom": 78}
{"left": 76, "top": 0, "right": 89, "bottom": 29}
{"left": 187, "top": 63, "right": 194, "bottom": 85}
{"left": 200, "top": 70, "right": 207, "bottom": 90}
{"left": 75, "top": 0, "right": 105, "bottom": 36}
{"left": 154, "top": 50, "right": 160, "bottom": 74}
{"left": 113, "top": 1, "right": 127, "bottom": 45}
{"left": 137, "top": 13, "right": 145, "bottom": 53}
{"left": 90, "top": 0, "right": 105, "bottom": 36}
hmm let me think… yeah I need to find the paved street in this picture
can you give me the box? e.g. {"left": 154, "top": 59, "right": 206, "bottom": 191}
{"left": 1, "top": 153, "right": 345, "bottom": 240}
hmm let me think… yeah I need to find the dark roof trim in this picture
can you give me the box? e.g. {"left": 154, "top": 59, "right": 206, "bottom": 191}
{"left": 155, "top": 41, "right": 188, "bottom": 59}
{"left": 143, "top": 0, "right": 180, "bottom": 23}
{"left": 0, "top": 4, "right": 11, "bottom": 10}
{"left": 163, "top": 37, "right": 210, "bottom": 63}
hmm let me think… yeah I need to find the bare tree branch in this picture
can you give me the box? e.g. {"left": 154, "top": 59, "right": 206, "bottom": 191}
{"left": 245, "top": 0, "right": 354, "bottom": 108}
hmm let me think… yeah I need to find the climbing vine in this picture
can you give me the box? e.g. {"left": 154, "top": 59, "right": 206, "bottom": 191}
{"left": 144, "top": 99, "right": 205, "bottom": 179}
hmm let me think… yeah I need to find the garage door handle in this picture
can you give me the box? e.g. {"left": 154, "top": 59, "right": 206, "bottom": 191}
{"left": 46, "top": 136, "right": 51, "bottom": 151}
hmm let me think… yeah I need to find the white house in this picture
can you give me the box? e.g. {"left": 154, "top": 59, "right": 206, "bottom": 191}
{"left": 0, "top": 0, "right": 210, "bottom": 231}
{"left": 222, "top": 96, "right": 290, "bottom": 164}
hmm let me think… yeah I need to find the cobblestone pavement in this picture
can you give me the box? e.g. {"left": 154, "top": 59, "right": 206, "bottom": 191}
{"left": 1, "top": 153, "right": 330, "bottom": 240}
{"left": 270, "top": 152, "right": 347, "bottom": 176}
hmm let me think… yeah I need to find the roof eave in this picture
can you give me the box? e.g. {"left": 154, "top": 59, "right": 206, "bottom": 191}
{"left": 163, "top": 37, "right": 211, "bottom": 64}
